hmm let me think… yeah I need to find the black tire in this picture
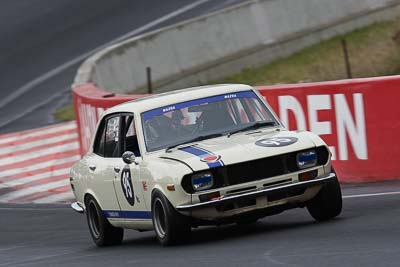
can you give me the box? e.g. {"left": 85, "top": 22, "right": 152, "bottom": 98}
{"left": 307, "top": 170, "right": 342, "bottom": 221}
{"left": 152, "top": 191, "right": 191, "bottom": 246}
{"left": 85, "top": 197, "right": 124, "bottom": 247}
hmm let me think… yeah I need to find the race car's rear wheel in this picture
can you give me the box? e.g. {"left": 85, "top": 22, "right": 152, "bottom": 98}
{"left": 86, "top": 196, "right": 124, "bottom": 247}
{"left": 307, "top": 170, "right": 342, "bottom": 221}
{"left": 152, "top": 192, "right": 191, "bottom": 246}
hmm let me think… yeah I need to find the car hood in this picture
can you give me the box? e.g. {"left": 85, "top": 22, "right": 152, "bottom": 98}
{"left": 159, "top": 129, "right": 319, "bottom": 172}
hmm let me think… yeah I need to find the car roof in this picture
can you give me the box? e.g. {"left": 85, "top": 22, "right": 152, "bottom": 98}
{"left": 103, "top": 84, "right": 255, "bottom": 116}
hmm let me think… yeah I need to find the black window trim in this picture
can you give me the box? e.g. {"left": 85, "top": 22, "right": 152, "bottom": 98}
{"left": 93, "top": 113, "right": 122, "bottom": 158}
{"left": 93, "top": 112, "right": 141, "bottom": 158}
{"left": 120, "top": 112, "right": 141, "bottom": 158}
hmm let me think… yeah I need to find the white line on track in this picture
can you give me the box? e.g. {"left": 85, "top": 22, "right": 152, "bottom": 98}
{"left": 0, "top": 251, "right": 77, "bottom": 267}
{"left": 0, "top": 133, "right": 77, "bottom": 154}
{"left": 343, "top": 191, "right": 400, "bottom": 199}
{"left": 0, "top": 88, "right": 73, "bottom": 129}
{"left": 0, "top": 122, "right": 76, "bottom": 145}
{"left": 0, "top": 245, "right": 30, "bottom": 252}
{"left": 0, "top": 0, "right": 213, "bottom": 111}
{"left": 0, "top": 155, "right": 80, "bottom": 178}
{"left": 0, "top": 142, "right": 79, "bottom": 166}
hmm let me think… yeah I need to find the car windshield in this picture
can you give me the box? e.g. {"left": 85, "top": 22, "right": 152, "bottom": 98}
{"left": 141, "top": 91, "right": 278, "bottom": 152}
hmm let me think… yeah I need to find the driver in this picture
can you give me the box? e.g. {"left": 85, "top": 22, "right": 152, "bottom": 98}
{"left": 171, "top": 110, "right": 187, "bottom": 135}
{"left": 199, "top": 101, "right": 234, "bottom": 131}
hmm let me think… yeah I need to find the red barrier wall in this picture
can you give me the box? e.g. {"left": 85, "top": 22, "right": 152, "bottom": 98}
{"left": 73, "top": 76, "right": 400, "bottom": 182}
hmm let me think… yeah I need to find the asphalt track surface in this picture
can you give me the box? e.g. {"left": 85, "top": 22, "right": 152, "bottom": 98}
{"left": 1, "top": 181, "right": 400, "bottom": 267}
{"left": 0, "top": 0, "right": 246, "bottom": 134}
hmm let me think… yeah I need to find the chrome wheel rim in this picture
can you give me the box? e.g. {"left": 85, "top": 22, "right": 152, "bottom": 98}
{"left": 154, "top": 198, "right": 166, "bottom": 238}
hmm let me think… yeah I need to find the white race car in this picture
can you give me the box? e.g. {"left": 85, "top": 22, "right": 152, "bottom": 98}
{"left": 70, "top": 84, "right": 342, "bottom": 246}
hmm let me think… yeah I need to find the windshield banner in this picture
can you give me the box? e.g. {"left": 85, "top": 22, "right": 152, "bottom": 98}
{"left": 142, "top": 91, "right": 257, "bottom": 122}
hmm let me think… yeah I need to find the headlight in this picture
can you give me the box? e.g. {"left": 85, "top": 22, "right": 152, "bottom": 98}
{"left": 191, "top": 172, "right": 214, "bottom": 191}
{"left": 297, "top": 150, "right": 317, "bottom": 169}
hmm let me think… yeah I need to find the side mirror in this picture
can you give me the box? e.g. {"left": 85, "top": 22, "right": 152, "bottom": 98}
{"left": 122, "top": 151, "right": 137, "bottom": 165}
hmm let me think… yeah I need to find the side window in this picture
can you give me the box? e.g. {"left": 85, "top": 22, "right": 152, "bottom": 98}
{"left": 122, "top": 115, "right": 141, "bottom": 157}
{"left": 93, "top": 120, "right": 106, "bottom": 157}
{"left": 104, "top": 116, "right": 121, "bottom": 158}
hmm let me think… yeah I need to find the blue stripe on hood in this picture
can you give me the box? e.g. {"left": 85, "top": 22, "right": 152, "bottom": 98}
{"left": 179, "top": 146, "right": 224, "bottom": 168}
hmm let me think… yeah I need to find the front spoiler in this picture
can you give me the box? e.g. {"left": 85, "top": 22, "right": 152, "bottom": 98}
{"left": 176, "top": 173, "right": 336, "bottom": 212}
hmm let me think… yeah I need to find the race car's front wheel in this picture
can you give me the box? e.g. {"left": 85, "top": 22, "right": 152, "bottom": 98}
{"left": 86, "top": 196, "right": 124, "bottom": 247}
{"left": 152, "top": 192, "right": 191, "bottom": 246}
{"left": 307, "top": 170, "right": 342, "bottom": 221}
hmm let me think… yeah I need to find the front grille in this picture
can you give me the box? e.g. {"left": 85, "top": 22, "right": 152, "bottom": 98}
{"left": 182, "top": 146, "right": 329, "bottom": 193}
{"left": 226, "top": 155, "right": 284, "bottom": 185}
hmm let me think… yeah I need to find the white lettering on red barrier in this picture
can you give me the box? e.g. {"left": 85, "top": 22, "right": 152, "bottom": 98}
{"left": 278, "top": 93, "right": 367, "bottom": 161}
{"left": 278, "top": 96, "right": 307, "bottom": 131}
{"left": 335, "top": 94, "right": 367, "bottom": 160}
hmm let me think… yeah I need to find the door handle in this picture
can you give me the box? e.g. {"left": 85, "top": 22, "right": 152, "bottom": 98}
{"left": 114, "top": 167, "right": 121, "bottom": 173}
{"left": 89, "top": 165, "right": 96, "bottom": 171}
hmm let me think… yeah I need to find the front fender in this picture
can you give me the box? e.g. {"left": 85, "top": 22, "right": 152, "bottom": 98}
{"left": 144, "top": 158, "right": 193, "bottom": 209}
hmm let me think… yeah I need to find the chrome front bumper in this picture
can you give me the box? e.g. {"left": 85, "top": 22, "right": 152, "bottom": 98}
{"left": 176, "top": 173, "right": 336, "bottom": 212}
{"left": 71, "top": 202, "right": 84, "bottom": 213}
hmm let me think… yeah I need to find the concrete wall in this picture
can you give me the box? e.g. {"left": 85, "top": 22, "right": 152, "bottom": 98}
{"left": 74, "top": 0, "right": 400, "bottom": 94}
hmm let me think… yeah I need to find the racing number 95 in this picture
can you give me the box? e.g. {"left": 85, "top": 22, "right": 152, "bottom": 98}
{"left": 121, "top": 166, "right": 135, "bottom": 206}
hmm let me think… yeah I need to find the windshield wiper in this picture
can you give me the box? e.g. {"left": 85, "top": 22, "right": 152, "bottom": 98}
{"left": 227, "top": 121, "right": 277, "bottom": 137}
{"left": 165, "top": 133, "right": 224, "bottom": 152}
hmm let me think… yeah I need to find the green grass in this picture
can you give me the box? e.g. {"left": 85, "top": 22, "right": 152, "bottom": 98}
{"left": 54, "top": 104, "right": 74, "bottom": 122}
{"left": 216, "top": 18, "right": 400, "bottom": 85}
{"left": 54, "top": 18, "right": 400, "bottom": 122}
